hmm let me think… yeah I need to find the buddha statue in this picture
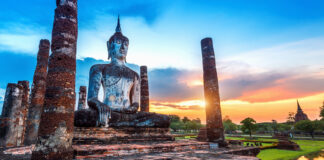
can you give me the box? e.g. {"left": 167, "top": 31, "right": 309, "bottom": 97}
{"left": 74, "top": 17, "right": 170, "bottom": 128}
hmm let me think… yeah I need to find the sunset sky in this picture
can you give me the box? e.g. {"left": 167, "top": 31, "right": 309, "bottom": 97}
{"left": 0, "top": 0, "right": 324, "bottom": 124}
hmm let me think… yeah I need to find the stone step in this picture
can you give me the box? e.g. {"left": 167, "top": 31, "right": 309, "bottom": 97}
{"left": 0, "top": 141, "right": 260, "bottom": 160}
{"left": 75, "top": 150, "right": 260, "bottom": 160}
{"left": 73, "top": 137, "right": 174, "bottom": 145}
{"left": 73, "top": 140, "right": 210, "bottom": 159}
{"left": 73, "top": 127, "right": 174, "bottom": 145}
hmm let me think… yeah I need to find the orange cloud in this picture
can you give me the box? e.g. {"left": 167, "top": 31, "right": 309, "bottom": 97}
{"left": 239, "top": 87, "right": 298, "bottom": 102}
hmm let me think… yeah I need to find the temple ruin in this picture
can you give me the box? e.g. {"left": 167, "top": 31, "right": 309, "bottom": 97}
{"left": 24, "top": 39, "right": 50, "bottom": 145}
{"left": 0, "top": 1, "right": 263, "bottom": 159}
{"left": 0, "top": 83, "right": 24, "bottom": 147}
{"left": 140, "top": 65, "right": 150, "bottom": 112}
{"left": 294, "top": 100, "right": 309, "bottom": 122}
{"left": 200, "top": 38, "right": 226, "bottom": 146}
{"left": 77, "top": 86, "right": 87, "bottom": 110}
{"left": 31, "top": 0, "right": 78, "bottom": 159}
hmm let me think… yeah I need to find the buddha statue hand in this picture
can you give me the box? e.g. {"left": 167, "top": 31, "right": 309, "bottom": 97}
{"left": 123, "top": 102, "right": 139, "bottom": 114}
{"left": 88, "top": 98, "right": 111, "bottom": 127}
{"left": 99, "top": 103, "right": 111, "bottom": 127}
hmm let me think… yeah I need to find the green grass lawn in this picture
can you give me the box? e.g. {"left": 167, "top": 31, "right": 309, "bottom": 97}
{"left": 226, "top": 137, "right": 324, "bottom": 160}
{"left": 257, "top": 140, "right": 324, "bottom": 160}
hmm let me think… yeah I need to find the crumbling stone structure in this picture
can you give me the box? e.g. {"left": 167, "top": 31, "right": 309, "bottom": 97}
{"left": 201, "top": 38, "right": 226, "bottom": 146}
{"left": 24, "top": 39, "right": 50, "bottom": 145}
{"left": 0, "top": 83, "right": 24, "bottom": 147}
{"left": 78, "top": 86, "right": 87, "bottom": 110}
{"left": 16, "top": 81, "right": 30, "bottom": 146}
{"left": 31, "top": 0, "right": 78, "bottom": 159}
{"left": 140, "top": 66, "right": 150, "bottom": 112}
{"left": 294, "top": 100, "right": 309, "bottom": 122}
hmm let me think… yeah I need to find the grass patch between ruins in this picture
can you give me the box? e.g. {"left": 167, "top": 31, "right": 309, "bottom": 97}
{"left": 226, "top": 137, "right": 324, "bottom": 160}
{"left": 257, "top": 140, "right": 324, "bottom": 160}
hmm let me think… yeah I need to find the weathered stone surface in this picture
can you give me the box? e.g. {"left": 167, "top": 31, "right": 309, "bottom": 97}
{"left": 0, "top": 140, "right": 260, "bottom": 160}
{"left": 73, "top": 127, "right": 174, "bottom": 145}
{"left": 74, "top": 108, "right": 97, "bottom": 127}
{"left": 201, "top": 38, "right": 225, "bottom": 145}
{"left": 277, "top": 140, "right": 300, "bottom": 151}
{"left": 196, "top": 127, "right": 208, "bottom": 141}
{"left": 16, "top": 81, "right": 30, "bottom": 146}
{"left": 24, "top": 39, "right": 50, "bottom": 145}
{"left": 74, "top": 108, "right": 170, "bottom": 128}
{"left": 31, "top": 0, "right": 78, "bottom": 159}
{"left": 0, "top": 83, "right": 23, "bottom": 147}
{"left": 77, "top": 86, "right": 87, "bottom": 110}
{"left": 140, "top": 66, "right": 150, "bottom": 112}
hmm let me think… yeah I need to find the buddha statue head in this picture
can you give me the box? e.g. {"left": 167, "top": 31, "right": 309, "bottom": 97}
{"left": 107, "top": 16, "right": 129, "bottom": 63}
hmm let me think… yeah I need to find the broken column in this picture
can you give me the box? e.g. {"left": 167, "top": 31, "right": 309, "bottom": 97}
{"left": 0, "top": 83, "right": 23, "bottom": 147}
{"left": 24, "top": 39, "right": 50, "bottom": 145}
{"left": 77, "top": 86, "right": 87, "bottom": 110}
{"left": 16, "top": 81, "right": 30, "bottom": 146}
{"left": 31, "top": 0, "right": 78, "bottom": 159}
{"left": 140, "top": 66, "right": 149, "bottom": 112}
{"left": 201, "top": 38, "right": 225, "bottom": 145}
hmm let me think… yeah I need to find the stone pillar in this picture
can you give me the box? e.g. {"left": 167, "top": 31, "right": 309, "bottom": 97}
{"left": 77, "top": 86, "right": 87, "bottom": 110}
{"left": 32, "top": 0, "right": 78, "bottom": 159}
{"left": 0, "top": 83, "right": 23, "bottom": 147}
{"left": 140, "top": 66, "right": 149, "bottom": 112}
{"left": 24, "top": 39, "right": 50, "bottom": 145}
{"left": 17, "top": 81, "right": 29, "bottom": 146}
{"left": 201, "top": 38, "right": 225, "bottom": 145}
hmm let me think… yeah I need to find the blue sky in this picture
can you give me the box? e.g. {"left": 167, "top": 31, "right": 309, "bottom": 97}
{"left": 0, "top": 0, "right": 324, "bottom": 121}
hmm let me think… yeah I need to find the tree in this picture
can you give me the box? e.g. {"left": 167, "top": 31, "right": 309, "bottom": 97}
{"left": 256, "top": 123, "right": 273, "bottom": 134}
{"left": 182, "top": 116, "right": 190, "bottom": 123}
{"left": 223, "top": 116, "right": 237, "bottom": 134}
{"left": 272, "top": 120, "right": 278, "bottom": 134}
{"left": 294, "top": 120, "right": 322, "bottom": 139}
{"left": 277, "top": 123, "right": 292, "bottom": 132}
{"left": 320, "top": 101, "right": 324, "bottom": 120}
{"left": 192, "top": 118, "right": 201, "bottom": 124}
{"left": 240, "top": 117, "right": 257, "bottom": 138}
{"left": 286, "top": 112, "right": 295, "bottom": 124}
{"left": 169, "top": 115, "right": 181, "bottom": 123}
{"left": 170, "top": 122, "right": 184, "bottom": 132}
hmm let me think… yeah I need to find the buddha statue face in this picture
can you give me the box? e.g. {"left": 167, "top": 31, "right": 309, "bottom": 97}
{"left": 107, "top": 33, "right": 129, "bottom": 61}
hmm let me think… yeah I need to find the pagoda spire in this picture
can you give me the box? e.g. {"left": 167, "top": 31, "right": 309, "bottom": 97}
{"left": 115, "top": 15, "right": 121, "bottom": 33}
{"left": 297, "top": 99, "right": 302, "bottom": 111}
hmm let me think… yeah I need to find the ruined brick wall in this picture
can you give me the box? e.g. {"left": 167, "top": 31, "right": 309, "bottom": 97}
{"left": 77, "top": 86, "right": 87, "bottom": 110}
{"left": 0, "top": 83, "right": 23, "bottom": 147}
{"left": 32, "top": 0, "right": 78, "bottom": 159}
{"left": 201, "top": 38, "right": 225, "bottom": 144}
{"left": 16, "top": 81, "right": 29, "bottom": 146}
{"left": 140, "top": 66, "right": 149, "bottom": 112}
{"left": 24, "top": 39, "right": 50, "bottom": 145}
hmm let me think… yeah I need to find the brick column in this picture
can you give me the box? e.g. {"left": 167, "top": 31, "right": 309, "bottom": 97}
{"left": 140, "top": 66, "right": 149, "bottom": 112}
{"left": 32, "top": 0, "right": 78, "bottom": 159}
{"left": 77, "top": 86, "right": 87, "bottom": 110}
{"left": 0, "top": 83, "right": 23, "bottom": 147}
{"left": 201, "top": 38, "right": 225, "bottom": 145}
{"left": 24, "top": 39, "right": 50, "bottom": 145}
{"left": 17, "top": 81, "right": 29, "bottom": 146}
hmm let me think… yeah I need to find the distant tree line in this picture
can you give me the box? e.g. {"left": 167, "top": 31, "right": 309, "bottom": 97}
{"left": 169, "top": 115, "right": 204, "bottom": 133}
{"left": 169, "top": 101, "right": 324, "bottom": 138}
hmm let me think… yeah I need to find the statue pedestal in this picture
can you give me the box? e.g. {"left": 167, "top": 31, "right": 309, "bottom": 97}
{"left": 73, "top": 127, "right": 174, "bottom": 145}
